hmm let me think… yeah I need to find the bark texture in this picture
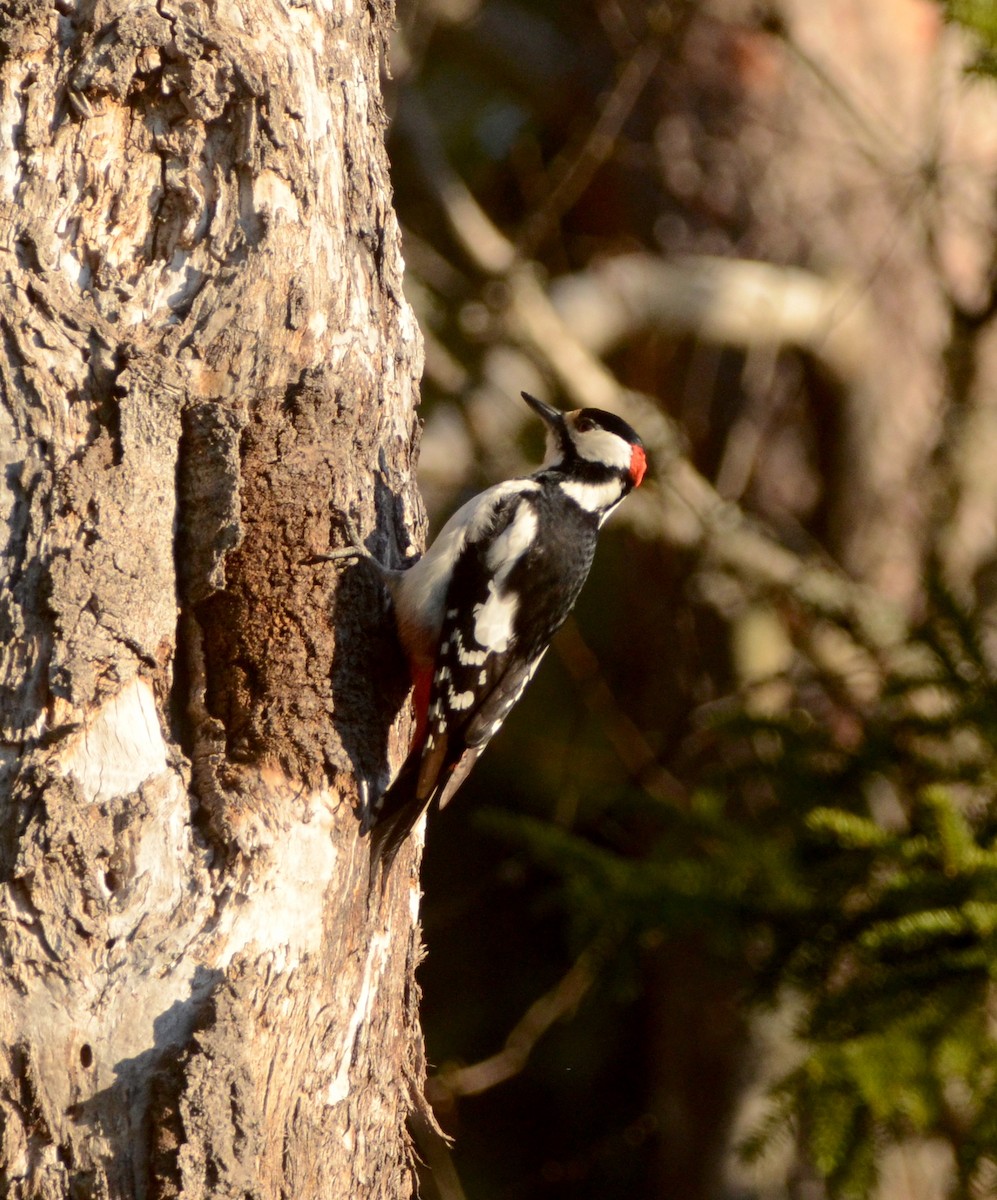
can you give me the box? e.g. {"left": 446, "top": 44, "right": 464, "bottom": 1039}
{"left": 0, "top": 1, "right": 425, "bottom": 1197}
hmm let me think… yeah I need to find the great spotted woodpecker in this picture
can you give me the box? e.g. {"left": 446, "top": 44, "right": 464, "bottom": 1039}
{"left": 321, "top": 392, "right": 646, "bottom": 869}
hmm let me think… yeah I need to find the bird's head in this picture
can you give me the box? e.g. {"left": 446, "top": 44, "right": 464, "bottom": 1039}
{"left": 522, "top": 391, "right": 646, "bottom": 518}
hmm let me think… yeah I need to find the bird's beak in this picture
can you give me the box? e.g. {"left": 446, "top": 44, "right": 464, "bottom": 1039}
{"left": 521, "top": 391, "right": 566, "bottom": 432}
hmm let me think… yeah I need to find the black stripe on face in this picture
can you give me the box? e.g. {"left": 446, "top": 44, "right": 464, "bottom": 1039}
{"left": 574, "top": 408, "right": 642, "bottom": 448}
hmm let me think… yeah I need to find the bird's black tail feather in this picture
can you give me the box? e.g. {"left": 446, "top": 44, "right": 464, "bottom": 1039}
{"left": 368, "top": 749, "right": 429, "bottom": 881}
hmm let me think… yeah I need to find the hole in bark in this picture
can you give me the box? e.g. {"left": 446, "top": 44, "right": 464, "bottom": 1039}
{"left": 104, "top": 869, "right": 120, "bottom": 892}
{"left": 80, "top": 1044, "right": 93, "bottom": 1068}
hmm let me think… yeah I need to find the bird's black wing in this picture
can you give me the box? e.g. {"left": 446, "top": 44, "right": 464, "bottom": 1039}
{"left": 372, "top": 483, "right": 597, "bottom": 872}
{"left": 372, "top": 487, "right": 534, "bottom": 864}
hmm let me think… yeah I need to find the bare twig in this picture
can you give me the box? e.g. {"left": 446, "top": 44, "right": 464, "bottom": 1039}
{"left": 396, "top": 73, "right": 908, "bottom": 657}
{"left": 554, "top": 616, "right": 688, "bottom": 808}
{"left": 769, "top": 18, "right": 912, "bottom": 174}
{"left": 516, "top": 34, "right": 665, "bottom": 259}
{"left": 547, "top": 254, "right": 873, "bottom": 386}
{"left": 504, "top": 265, "right": 907, "bottom": 654}
{"left": 408, "top": 1100, "right": 468, "bottom": 1200}
{"left": 427, "top": 938, "right": 605, "bottom": 1102}
{"left": 394, "top": 93, "right": 517, "bottom": 275}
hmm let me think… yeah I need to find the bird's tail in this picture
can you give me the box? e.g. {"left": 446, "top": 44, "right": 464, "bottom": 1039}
{"left": 368, "top": 748, "right": 430, "bottom": 880}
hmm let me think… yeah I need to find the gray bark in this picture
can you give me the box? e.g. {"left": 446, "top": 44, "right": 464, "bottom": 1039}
{"left": 0, "top": 1, "right": 425, "bottom": 1196}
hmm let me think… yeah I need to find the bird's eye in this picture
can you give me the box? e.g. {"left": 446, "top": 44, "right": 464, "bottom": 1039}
{"left": 575, "top": 416, "right": 595, "bottom": 433}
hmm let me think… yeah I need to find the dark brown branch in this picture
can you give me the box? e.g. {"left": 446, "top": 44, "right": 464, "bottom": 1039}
{"left": 427, "top": 939, "right": 605, "bottom": 1103}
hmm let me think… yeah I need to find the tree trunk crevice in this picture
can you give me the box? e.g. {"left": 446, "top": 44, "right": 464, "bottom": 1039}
{"left": 0, "top": 1, "right": 426, "bottom": 1196}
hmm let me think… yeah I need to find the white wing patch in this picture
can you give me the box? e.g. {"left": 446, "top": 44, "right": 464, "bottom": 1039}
{"left": 484, "top": 504, "right": 538, "bottom": 570}
{"left": 466, "top": 479, "right": 541, "bottom": 541}
{"left": 469, "top": 501, "right": 537, "bottom": 656}
{"left": 473, "top": 585, "right": 518, "bottom": 654}
{"left": 392, "top": 480, "right": 540, "bottom": 654}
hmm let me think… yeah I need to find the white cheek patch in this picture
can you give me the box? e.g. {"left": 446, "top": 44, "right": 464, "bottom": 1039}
{"left": 473, "top": 584, "right": 518, "bottom": 654}
{"left": 574, "top": 428, "right": 631, "bottom": 470}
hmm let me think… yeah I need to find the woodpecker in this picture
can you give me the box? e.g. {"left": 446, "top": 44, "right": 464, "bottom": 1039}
{"left": 320, "top": 391, "right": 646, "bottom": 870}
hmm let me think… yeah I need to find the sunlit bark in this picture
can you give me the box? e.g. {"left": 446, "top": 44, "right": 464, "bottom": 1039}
{"left": 0, "top": 2, "right": 425, "bottom": 1195}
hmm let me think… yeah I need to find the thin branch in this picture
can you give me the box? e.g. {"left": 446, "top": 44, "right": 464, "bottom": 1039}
{"left": 397, "top": 86, "right": 908, "bottom": 657}
{"left": 504, "top": 265, "right": 907, "bottom": 655}
{"left": 394, "top": 92, "right": 517, "bottom": 275}
{"left": 427, "top": 938, "right": 605, "bottom": 1102}
{"left": 408, "top": 1100, "right": 468, "bottom": 1200}
{"left": 516, "top": 33, "right": 665, "bottom": 259}
{"left": 546, "top": 253, "right": 874, "bottom": 384}
{"left": 554, "top": 616, "right": 688, "bottom": 808}
{"left": 768, "top": 15, "right": 914, "bottom": 174}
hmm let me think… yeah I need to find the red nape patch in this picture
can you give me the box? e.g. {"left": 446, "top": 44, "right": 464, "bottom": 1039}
{"left": 411, "top": 662, "right": 434, "bottom": 750}
{"left": 630, "top": 444, "right": 647, "bottom": 487}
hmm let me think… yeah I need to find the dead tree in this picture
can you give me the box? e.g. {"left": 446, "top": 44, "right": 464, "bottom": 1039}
{"left": 0, "top": 1, "right": 428, "bottom": 1196}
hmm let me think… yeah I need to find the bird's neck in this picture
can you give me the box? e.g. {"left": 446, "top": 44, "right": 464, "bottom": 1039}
{"left": 536, "top": 466, "right": 627, "bottom": 524}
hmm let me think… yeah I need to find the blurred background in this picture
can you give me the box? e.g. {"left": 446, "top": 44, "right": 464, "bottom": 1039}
{"left": 383, "top": 2, "right": 997, "bottom": 1197}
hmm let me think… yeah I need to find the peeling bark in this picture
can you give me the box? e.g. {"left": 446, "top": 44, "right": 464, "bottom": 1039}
{"left": 0, "top": 2, "right": 425, "bottom": 1196}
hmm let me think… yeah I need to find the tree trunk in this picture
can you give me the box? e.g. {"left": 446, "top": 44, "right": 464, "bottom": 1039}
{"left": 0, "top": 2, "right": 425, "bottom": 1197}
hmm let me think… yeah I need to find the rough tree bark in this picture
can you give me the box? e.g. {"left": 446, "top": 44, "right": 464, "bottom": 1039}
{"left": 0, "top": 1, "right": 426, "bottom": 1197}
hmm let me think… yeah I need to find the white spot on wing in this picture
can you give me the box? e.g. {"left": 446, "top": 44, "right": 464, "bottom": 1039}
{"left": 465, "top": 479, "right": 540, "bottom": 541}
{"left": 473, "top": 584, "right": 518, "bottom": 654}
{"left": 453, "top": 630, "right": 487, "bottom": 666}
{"left": 485, "top": 505, "right": 537, "bottom": 573}
{"left": 392, "top": 480, "right": 540, "bottom": 658}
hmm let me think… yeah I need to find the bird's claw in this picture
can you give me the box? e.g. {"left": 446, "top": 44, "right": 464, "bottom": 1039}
{"left": 311, "top": 512, "right": 372, "bottom": 564}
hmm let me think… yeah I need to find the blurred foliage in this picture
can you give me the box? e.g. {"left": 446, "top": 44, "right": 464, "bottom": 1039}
{"left": 486, "top": 579, "right": 997, "bottom": 1198}
{"left": 947, "top": 2, "right": 997, "bottom": 75}
{"left": 392, "top": 1, "right": 997, "bottom": 1197}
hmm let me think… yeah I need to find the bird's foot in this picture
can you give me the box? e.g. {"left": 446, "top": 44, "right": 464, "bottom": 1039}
{"left": 310, "top": 512, "right": 375, "bottom": 565}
